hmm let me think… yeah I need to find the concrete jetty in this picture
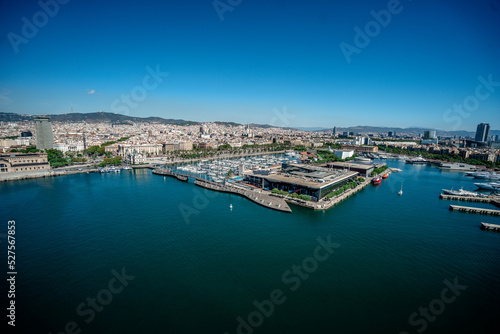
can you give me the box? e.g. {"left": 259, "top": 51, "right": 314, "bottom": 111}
{"left": 194, "top": 179, "right": 292, "bottom": 213}
{"left": 449, "top": 205, "right": 500, "bottom": 216}
{"left": 153, "top": 168, "right": 292, "bottom": 213}
{"left": 480, "top": 222, "right": 500, "bottom": 232}
{"left": 439, "top": 194, "right": 494, "bottom": 203}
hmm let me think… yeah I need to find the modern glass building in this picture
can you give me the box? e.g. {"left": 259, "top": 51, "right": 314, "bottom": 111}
{"left": 34, "top": 117, "right": 54, "bottom": 150}
{"left": 475, "top": 123, "right": 490, "bottom": 142}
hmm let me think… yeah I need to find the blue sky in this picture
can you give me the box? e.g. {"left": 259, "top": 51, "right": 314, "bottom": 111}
{"left": 1, "top": 0, "right": 499, "bottom": 131}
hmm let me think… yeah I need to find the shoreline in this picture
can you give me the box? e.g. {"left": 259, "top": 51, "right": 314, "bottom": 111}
{"left": 0, "top": 168, "right": 99, "bottom": 182}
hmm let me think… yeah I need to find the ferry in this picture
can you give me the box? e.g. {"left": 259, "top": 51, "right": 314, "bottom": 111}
{"left": 372, "top": 177, "right": 382, "bottom": 185}
{"left": 437, "top": 162, "right": 476, "bottom": 171}
{"left": 406, "top": 156, "right": 429, "bottom": 164}
{"left": 474, "top": 182, "right": 500, "bottom": 191}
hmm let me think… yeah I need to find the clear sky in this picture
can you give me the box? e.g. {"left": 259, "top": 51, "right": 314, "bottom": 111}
{"left": 1, "top": 0, "right": 499, "bottom": 131}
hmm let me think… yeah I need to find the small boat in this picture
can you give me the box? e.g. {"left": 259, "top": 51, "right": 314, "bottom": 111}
{"left": 382, "top": 173, "right": 388, "bottom": 179}
{"left": 229, "top": 204, "right": 233, "bottom": 210}
{"left": 372, "top": 177, "right": 382, "bottom": 185}
{"left": 398, "top": 183, "right": 403, "bottom": 196}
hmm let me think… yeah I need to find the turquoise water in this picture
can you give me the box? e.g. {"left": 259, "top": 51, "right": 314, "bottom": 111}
{"left": 1, "top": 161, "right": 499, "bottom": 334}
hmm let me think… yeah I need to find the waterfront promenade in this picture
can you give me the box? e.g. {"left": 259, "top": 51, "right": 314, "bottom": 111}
{"left": 0, "top": 168, "right": 99, "bottom": 182}
{"left": 152, "top": 168, "right": 292, "bottom": 212}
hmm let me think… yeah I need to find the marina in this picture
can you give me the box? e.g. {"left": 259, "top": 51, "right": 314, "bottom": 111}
{"left": 151, "top": 153, "right": 386, "bottom": 212}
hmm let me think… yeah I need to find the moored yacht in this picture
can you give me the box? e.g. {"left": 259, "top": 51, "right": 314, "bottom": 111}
{"left": 442, "top": 187, "right": 483, "bottom": 197}
{"left": 474, "top": 182, "right": 500, "bottom": 191}
{"left": 406, "top": 156, "right": 429, "bottom": 164}
{"left": 437, "top": 162, "right": 476, "bottom": 171}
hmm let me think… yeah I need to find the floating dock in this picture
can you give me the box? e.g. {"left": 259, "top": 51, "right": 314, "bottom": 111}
{"left": 449, "top": 205, "right": 500, "bottom": 216}
{"left": 480, "top": 222, "right": 500, "bottom": 232}
{"left": 439, "top": 194, "right": 493, "bottom": 203}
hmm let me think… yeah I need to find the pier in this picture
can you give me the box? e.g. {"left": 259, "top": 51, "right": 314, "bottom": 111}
{"left": 194, "top": 179, "right": 292, "bottom": 213}
{"left": 152, "top": 168, "right": 292, "bottom": 213}
{"left": 439, "top": 194, "right": 494, "bottom": 203}
{"left": 480, "top": 222, "right": 500, "bottom": 232}
{"left": 449, "top": 205, "right": 500, "bottom": 216}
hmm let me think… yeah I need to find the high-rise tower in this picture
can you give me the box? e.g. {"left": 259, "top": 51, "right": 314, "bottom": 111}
{"left": 475, "top": 123, "right": 490, "bottom": 142}
{"left": 34, "top": 117, "right": 54, "bottom": 150}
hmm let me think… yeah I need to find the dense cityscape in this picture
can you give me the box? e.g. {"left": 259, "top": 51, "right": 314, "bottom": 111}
{"left": 1, "top": 113, "right": 499, "bottom": 176}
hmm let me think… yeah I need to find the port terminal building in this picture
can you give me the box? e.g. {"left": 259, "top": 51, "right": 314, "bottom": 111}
{"left": 244, "top": 163, "right": 358, "bottom": 201}
{"left": 323, "top": 162, "right": 377, "bottom": 177}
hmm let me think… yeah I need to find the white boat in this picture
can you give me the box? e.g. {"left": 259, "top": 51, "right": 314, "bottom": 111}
{"left": 398, "top": 183, "right": 403, "bottom": 196}
{"left": 442, "top": 187, "right": 483, "bottom": 197}
{"left": 474, "top": 182, "right": 500, "bottom": 190}
{"left": 353, "top": 157, "right": 372, "bottom": 164}
{"left": 122, "top": 166, "right": 132, "bottom": 170}
{"left": 471, "top": 172, "right": 500, "bottom": 180}
{"left": 406, "top": 156, "right": 429, "bottom": 164}
{"left": 437, "top": 162, "right": 476, "bottom": 171}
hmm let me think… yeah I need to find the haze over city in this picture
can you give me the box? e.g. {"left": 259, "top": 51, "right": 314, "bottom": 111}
{"left": 1, "top": 0, "right": 500, "bottom": 131}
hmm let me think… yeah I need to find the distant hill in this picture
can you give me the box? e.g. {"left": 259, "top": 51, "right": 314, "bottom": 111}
{"left": 0, "top": 112, "right": 204, "bottom": 126}
{"left": 0, "top": 112, "right": 259, "bottom": 128}
{"left": 1, "top": 112, "right": 498, "bottom": 137}
{"left": 0, "top": 112, "right": 200, "bottom": 126}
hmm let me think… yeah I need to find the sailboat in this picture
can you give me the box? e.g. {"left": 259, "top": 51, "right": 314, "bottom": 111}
{"left": 398, "top": 183, "right": 403, "bottom": 196}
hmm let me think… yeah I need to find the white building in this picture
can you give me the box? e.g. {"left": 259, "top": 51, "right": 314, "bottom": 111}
{"left": 125, "top": 152, "right": 146, "bottom": 165}
{"left": 53, "top": 143, "right": 85, "bottom": 153}
{"left": 334, "top": 150, "right": 355, "bottom": 160}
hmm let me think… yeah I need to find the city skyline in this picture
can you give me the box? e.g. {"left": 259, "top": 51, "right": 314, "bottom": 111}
{"left": 1, "top": 0, "right": 500, "bottom": 131}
